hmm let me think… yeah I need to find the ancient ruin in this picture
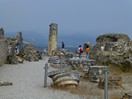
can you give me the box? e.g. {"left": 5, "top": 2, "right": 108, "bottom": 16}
{"left": 0, "top": 28, "right": 43, "bottom": 65}
{"left": 0, "top": 38, "right": 8, "bottom": 66}
{"left": 0, "top": 28, "right": 4, "bottom": 37}
{"left": 48, "top": 23, "right": 58, "bottom": 56}
{"left": 90, "top": 33, "right": 132, "bottom": 70}
{"left": 16, "top": 32, "right": 23, "bottom": 51}
{"left": 5, "top": 32, "right": 23, "bottom": 64}
{"left": 19, "top": 44, "right": 42, "bottom": 61}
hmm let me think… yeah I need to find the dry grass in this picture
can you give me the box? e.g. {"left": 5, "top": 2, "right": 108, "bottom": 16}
{"left": 107, "top": 64, "right": 132, "bottom": 74}
{"left": 51, "top": 64, "right": 132, "bottom": 99}
{"left": 109, "top": 95, "right": 121, "bottom": 99}
{"left": 51, "top": 77, "right": 132, "bottom": 99}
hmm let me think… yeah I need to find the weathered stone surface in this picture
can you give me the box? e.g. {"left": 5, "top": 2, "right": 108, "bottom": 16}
{"left": 17, "top": 56, "right": 24, "bottom": 63}
{"left": 0, "top": 38, "right": 8, "bottom": 66}
{"left": 6, "top": 55, "right": 18, "bottom": 64}
{"left": 83, "top": 42, "right": 92, "bottom": 51}
{"left": 90, "top": 33, "right": 132, "bottom": 70}
{"left": 0, "top": 81, "right": 13, "bottom": 86}
{"left": 0, "top": 31, "right": 41, "bottom": 63}
{"left": 93, "top": 33, "right": 130, "bottom": 52}
{"left": 59, "top": 49, "right": 74, "bottom": 58}
{"left": 19, "top": 44, "right": 42, "bottom": 61}
{"left": 4, "top": 32, "right": 23, "bottom": 64}
{"left": 0, "top": 28, "right": 4, "bottom": 37}
{"left": 48, "top": 23, "right": 58, "bottom": 56}
{"left": 5, "top": 37, "right": 20, "bottom": 64}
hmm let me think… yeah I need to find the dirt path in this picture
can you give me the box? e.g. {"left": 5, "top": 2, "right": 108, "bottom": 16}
{"left": 0, "top": 56, "right": 132, "bottom": 99}
{"left": 0, "top": 57, "right": 83, "bottom": 99}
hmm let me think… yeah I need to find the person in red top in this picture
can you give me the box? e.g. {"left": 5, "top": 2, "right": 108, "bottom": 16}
{"left": 85, "top": 45, "right": 90, "bottom": 59}
{"left": 77, "top": 45, "right": 83, "bottom": 58}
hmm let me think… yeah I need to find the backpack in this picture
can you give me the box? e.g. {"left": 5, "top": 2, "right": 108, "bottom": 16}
{"left": 80, "top": 48, "right": 83, "bottom": 53}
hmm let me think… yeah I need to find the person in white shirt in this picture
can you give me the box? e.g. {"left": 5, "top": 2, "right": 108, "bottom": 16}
{"left": 77, "top": 45, "right": 83, "bottom": 58}
{"left": 101, "top": 45, "right": 105, "bottom": 51}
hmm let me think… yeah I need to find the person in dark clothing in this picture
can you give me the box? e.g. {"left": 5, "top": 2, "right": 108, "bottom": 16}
{"left": 62, "top": 42, "right": 65, "bottom": 49}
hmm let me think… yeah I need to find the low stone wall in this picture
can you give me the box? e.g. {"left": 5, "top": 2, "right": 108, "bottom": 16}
{"left": 0, "top": 38, "right": 8, "bottom": 66}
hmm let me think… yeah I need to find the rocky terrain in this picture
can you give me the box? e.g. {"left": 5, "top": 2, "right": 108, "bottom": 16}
{"left": 47, "top": 33, "right": 132, "bottom": 99}
{"left": 18, "top": 44, "right": 42, "bottom": 61}
{"left": 90, "top": 33, "right": 132, "bottom": 71}
{"left": 0, "top": 28, "right": 42, "bottom": 65}
{"left": 0, "top": 31, "right": 132, "bottom": 99}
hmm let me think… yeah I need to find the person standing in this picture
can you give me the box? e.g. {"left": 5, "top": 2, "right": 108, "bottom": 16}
{"left": 77, "top": 45, "right": 83, "bottom": 58}
{"left": 62, "top": 42, "right": 65, "bottom": 49}
{"left": 101, "top": 45, "right": 104, "bottom": 51}
{"left": 85, "top": 45, "right": 90, "bottom": 59}
{"left": 8, "top": 45, "right": 12, "bottom": 54}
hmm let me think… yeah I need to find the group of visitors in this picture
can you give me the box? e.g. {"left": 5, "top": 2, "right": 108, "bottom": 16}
{"left": 61, "top": 42, "right": 90, "bottom": 59}
{"left": 49, "top": 41, "right": 105, "bottom": 59}
{"left": 77, "top": 45, "right": 90, "bottom": 59}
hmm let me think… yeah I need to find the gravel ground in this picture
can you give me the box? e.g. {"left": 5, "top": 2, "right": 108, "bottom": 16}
{"left": 0, "top": 56, "right": 132, "bottom": 99}
{"left": 0, "top": 57, "right": 83, "bottom": 99}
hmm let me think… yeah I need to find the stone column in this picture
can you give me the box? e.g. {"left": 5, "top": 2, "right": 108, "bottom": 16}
{"left": 48, "top": 23, "right": 58, "bottom": 56}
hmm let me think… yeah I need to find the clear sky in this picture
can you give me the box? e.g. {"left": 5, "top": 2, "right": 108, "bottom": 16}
{"left": 0, "top": 0, "right": 132, "bottom": 47}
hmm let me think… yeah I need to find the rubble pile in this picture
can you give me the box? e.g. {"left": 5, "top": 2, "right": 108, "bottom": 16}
{"left": 0, "top": 81, "right": 13, "bottom": 86}
{"left": 19, "top": 44, "right": 42, "bottom": 61}
{"left": 67, "top": 58, "right": 96, "bottom": 70}
{"left": 0, "top": 28, "right": 42, "bottom": 65}
{"left": 59, "top": 49, "right": 74, "bottom": 58}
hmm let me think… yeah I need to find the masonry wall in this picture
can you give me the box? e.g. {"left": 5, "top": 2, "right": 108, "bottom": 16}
{"left": 0, "top": 28, "right": 4, "bottom": 37}
{"left": 0, "top": 38, "right": 8, "bottom": 66}
{"left": 0, "top": 31, "right": 23, "bottom": 66}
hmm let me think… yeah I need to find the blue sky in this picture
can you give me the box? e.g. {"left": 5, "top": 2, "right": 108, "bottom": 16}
{"left": 0, "top": 0, "right": 132, "bottom": 47}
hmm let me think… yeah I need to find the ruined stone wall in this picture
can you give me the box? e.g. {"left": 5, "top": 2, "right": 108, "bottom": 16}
{"left": 7, "top": 32, "right": 23, "bottom": 56}
{"left": 0, "top": 28, "right": 4, "bottom": 37}
{"left": 0, "top": 31, "right": 23, "bottom": 65}
{"left": 48, "top": 23, "right": 58, "bottom": 56}
{"left": 16, "top": 32, "right": 23, "bottom": 50}
{"left": 90, "top": 33, "right": 132, "bottom": 69}
{"left": 0, "top": 38, "right": 8, "bottom": 66}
